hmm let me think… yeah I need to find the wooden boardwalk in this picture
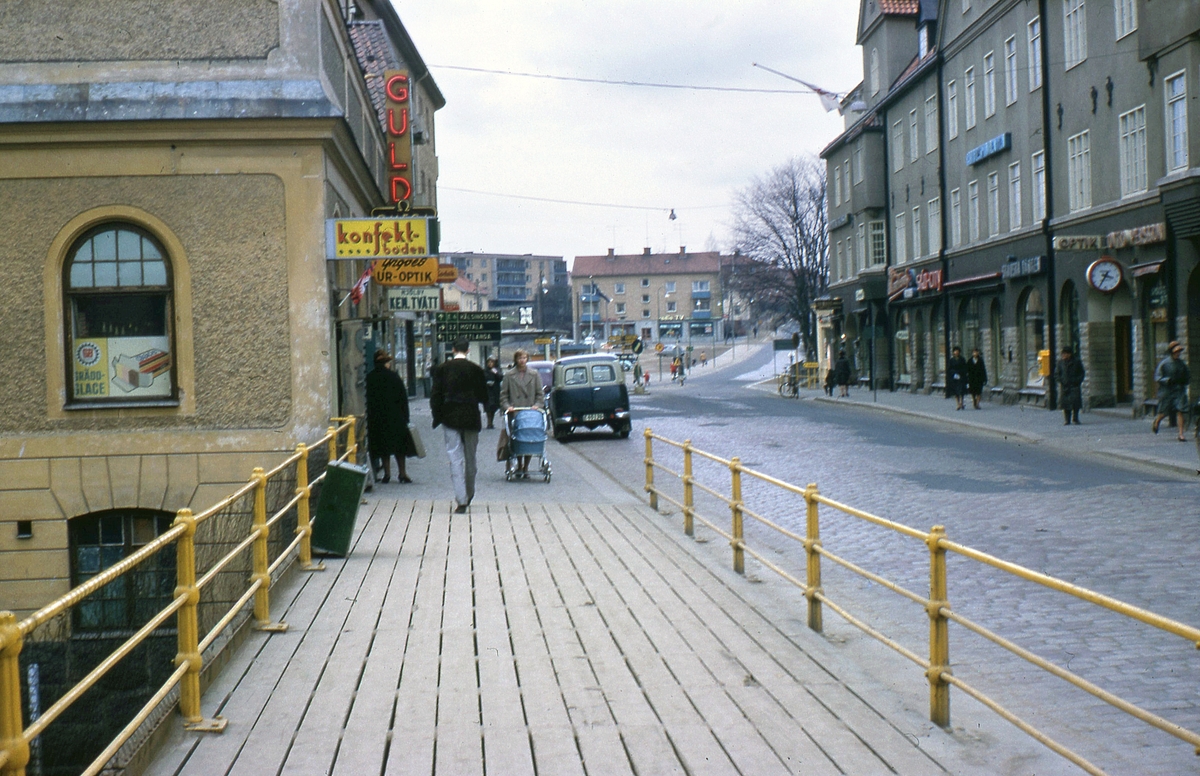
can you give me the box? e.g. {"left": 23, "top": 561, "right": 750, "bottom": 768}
{"left": 144, "top": 495, "right": 1050, "bottom": 775}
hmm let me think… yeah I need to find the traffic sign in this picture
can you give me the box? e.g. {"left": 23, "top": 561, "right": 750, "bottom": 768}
{"left": 654, "top": 342, "right": 664, "bottom": 353}
{"left": 436, "top": 311, "right": 502, "bottom": 343}
{"left": 631, "top": 338, "right": 644, "bottom": 354}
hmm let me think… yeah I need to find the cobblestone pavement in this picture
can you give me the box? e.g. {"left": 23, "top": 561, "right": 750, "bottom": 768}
{"left": 564, "top": 345, "right": 1200, "bottom": 776}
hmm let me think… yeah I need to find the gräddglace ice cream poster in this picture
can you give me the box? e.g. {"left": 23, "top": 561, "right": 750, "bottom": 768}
{"left": 73, "top": 337, "right": 172, "bottom": 399}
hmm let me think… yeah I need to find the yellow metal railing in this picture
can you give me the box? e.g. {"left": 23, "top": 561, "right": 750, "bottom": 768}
{"left": 642, "top": 429, "right": 1200, "bottom": 776}
{"left": 0, "top": 417, "right": 359, "bottom": 776}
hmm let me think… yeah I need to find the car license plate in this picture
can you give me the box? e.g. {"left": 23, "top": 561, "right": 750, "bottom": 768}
{"left": 582, "top": 413, "right": 604, "bottom": 422}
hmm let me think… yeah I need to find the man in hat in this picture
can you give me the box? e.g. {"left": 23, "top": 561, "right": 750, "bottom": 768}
{"left": 430, "top": 338, "right": 489, "bottom": 513}
{"left": 1152, "top": 341, "right": 1190, "bottom": 441}
{"left": 1054, "top": 347, "right": 1085, "bottom": 425}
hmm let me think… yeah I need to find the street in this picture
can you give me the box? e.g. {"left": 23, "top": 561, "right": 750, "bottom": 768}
{"left": 563, "top": 345, "right": 1200, "bottom": 776}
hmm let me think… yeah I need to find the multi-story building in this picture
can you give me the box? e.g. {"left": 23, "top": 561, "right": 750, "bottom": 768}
{"left": 820, "top": 0, "right": 1200, "bottom": 411}
{"left": 571, "top": 248, "right": 726, "bottom": 349}
{"left": 0, "top": 0, "right": 440, "bottom": 613}
{"left": 444, "top": 252, "right": 571, "bottom": 331}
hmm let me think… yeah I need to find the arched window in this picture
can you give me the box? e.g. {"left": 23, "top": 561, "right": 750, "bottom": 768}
{"left": 1018, "top": 287, "right": 1045, "bottom": 388}
{"left": 69, "top": 509, "right": 176, "bottom": 632}
{"left": 64, "top": 225, "right": 175, "bottom": 404}
{"left": 870, "top": 48, "right": 881, "bottom": 95}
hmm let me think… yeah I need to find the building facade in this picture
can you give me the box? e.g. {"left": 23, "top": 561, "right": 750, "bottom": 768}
{"left": 571, "top": 248, "right": 726, "bottom": 350}
{"left": 821, "top": 0, "right": 1200, "bottom": 412}
{"left": 444, "top": 252, "right": 572, "bottom": 332}
{"left": 0, "top": 0, "right": 440, "bottom": 616}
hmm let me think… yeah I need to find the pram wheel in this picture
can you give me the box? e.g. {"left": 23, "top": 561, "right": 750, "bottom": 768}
{"left": 540, "top": 458, "right": 552, "bottom": 483}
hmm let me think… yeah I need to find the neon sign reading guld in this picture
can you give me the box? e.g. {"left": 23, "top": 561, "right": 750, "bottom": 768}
{"left": 384, "top": 69, "right": 414, "bottom": 204}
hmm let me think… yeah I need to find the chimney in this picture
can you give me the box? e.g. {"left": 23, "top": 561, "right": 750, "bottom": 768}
{"left": 607, "top": 248, "right": 614, "bottom": 256}
{"left": 643, "top": 247, "right": 651, "bottom": 255}
{"left": 679, "top": 246, "right": 686, "bottom": 254}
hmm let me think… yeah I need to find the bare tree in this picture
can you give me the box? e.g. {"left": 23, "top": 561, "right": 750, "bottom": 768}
{"left": 730, "top": 156, "right": 828, "bottom": 358}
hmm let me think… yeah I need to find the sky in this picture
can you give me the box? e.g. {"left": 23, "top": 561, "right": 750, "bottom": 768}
{"left": 392, "top": 1, "right": 863, "bottom": 267}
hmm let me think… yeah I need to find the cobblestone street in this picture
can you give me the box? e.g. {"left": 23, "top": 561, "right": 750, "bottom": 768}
{"left": 566, "top": 345, "right": 1200, "bottom": 775}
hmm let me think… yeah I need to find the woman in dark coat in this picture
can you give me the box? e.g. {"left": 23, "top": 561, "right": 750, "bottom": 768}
{"left": 484, "top": 356, "right": 503, "bottom": 429}
{"left": 966, "top": 347, "right": 988, "bottom": 409}
{"left": 366, "top": 349, "right": 415, "bottom": 483}
{"left": 945, "top": 346, "right": 969, "bottom": 410}
{"left": 833, "top": 351, "right": 852, "bottom": 397}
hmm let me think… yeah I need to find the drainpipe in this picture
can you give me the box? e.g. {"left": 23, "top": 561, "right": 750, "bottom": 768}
{"left": 882, "top": 117, "right": 895, "bottom": 392}
{"left": 1038, "top": 0, "right": 1058, "bottom": 411}
{"left": 936, "top": 47, "right": 951, "bottom": 380}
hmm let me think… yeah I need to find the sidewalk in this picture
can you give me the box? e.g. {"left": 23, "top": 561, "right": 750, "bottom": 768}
{"left": 789, "top": 383, "right": 1199, "bottom": 478}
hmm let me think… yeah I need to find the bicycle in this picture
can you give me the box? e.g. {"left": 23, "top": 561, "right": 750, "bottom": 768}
{"left": 778, "top": 374, "right": 799, "bottom": 398}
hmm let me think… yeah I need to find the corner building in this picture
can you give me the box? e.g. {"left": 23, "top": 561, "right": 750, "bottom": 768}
{"left": 822, "top": 0, "right": 1200, "bottom": 411}
{"left": 0, "top": 0, "right": 441, "bottom": 615}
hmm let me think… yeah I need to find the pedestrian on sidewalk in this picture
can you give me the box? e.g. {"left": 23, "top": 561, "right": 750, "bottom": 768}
{"left": 833, "top": 350, "right": 852, "bottom": 397}
{"left": 366, "top": 350, "right": 416, "bottom": 484}
{"left": 966, "top": 347, "right": 988, "bottom": 409}
{"left": 431, "top": 338, "right": 489, "bottom": 513}
{"left": 945, "top": 346, "right": 968, "bottom": 410}
{"left": 670, "top": 359, "right": 678, "bottom": 381}
{"left": 823, "top": 367, "right": 835, "bottom": 396}
{"left": 1054, "top": 347, "right": 1085, "bottom": 425}
{"left": 1151, "top": 341, "right": 1190, "bottom": 441}
{"left": 500, "top": 349, "right": 544, "bottom": 477}
{"left": 484, "top": 356, "right": 503, "bottom": 429}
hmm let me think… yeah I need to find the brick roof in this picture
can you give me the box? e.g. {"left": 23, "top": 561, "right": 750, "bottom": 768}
{"left": 879, "top": 0, "right": 920, "bottom": 14}
{"left": 572, "top": 251, "right": 723, "bottom": 278}
{"left": 348, "top": 20, "right": 399, "bottom": 132}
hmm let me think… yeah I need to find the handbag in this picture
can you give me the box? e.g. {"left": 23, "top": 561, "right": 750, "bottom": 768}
{"left": 408, "top": 423, "right": 426, "bottom": 459}
{"left": 496, "top": 427, "right": 511, "bottom": 462}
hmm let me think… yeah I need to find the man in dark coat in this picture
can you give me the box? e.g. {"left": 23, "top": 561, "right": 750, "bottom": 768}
{"left": 1054, "top": 347, "right": 1085, "bottom": 425}
{"left": 431, "top": 338, "right": 489, "bottom": 513}
{"left": 366, "top": 350, "right": 414, "bottom": 484}
{"left": 966, "top": 347, "right": 988, "bottom": 410}
{"left": 945, "top": 346, "right": 968, "bottom": 410}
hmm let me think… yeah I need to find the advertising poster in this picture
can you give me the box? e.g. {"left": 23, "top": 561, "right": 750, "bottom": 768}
{"left": 74, "top": 337, "right": 172, "bottom": 399}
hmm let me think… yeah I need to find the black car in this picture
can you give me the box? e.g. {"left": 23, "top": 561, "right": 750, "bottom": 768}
{"left": 549, "top": 354, "right": 631, "bottom": 439}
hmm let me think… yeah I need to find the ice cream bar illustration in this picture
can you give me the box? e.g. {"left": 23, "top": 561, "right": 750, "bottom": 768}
{"left": 111, "top": 349, "right": 171, "bottom": 392}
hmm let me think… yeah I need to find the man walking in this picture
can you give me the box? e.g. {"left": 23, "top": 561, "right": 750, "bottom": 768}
{"left": 430, "top": 338, "right": 489, "bottom": 513}
{"left": 1054, "top": 347, "right": 1085, "bottom": 426}
{"left": 1151, "top": 340, "right": 1190, "bottom": 441}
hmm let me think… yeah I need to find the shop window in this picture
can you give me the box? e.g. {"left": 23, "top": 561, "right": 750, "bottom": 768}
{"left": 1019, "top": 287, "right": 1045, "bottom": 388}
{"left": 70, "top": 509, "right": 176, "bottom": 632}
{"left": 932, "top": 306, "right": 946, "bottom": 383}
{"left": 989, "top": 299, "right": 1004, "bottom": 386}
{"left": 65, "top": 225, "right": 175, "bottom": 405}
{"left": 1060, "top": 281, "right": 1080, "bottom": 356}
{"left": 959, "top": 298, "right": 980, "bottom": 353}
{"left": 896, "top": 310, "right": 912, "bottom": 385}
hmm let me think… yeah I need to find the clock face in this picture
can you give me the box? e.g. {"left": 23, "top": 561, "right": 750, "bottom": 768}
{"left": 1087, "top": 259, "right": 1122, "bottom": 293}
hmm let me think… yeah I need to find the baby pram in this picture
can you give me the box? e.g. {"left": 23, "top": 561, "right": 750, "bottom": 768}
{"left": 504, "top": 407, "right": 552, "bottom": 483}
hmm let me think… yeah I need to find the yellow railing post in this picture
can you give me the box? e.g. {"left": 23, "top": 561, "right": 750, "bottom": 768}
{"left": 295, "top": 444, "right": 325, "bottom": 573}
{"left": 0, "top": 611, "right": 29, "bottom": 776}
{"left": 346, "top": 417, "right": 357, "bottom": 464}
{"left": 682, "top": 440, "right": 694, "bottom": 537}
{"left": 172, "top": 509, "right": 226, "bottom": 733}
{"left": 327, "top": 424, "right": 339, "bottom": 464}
{"left": 803, "top": 483, "right": 823, "bottom": 633}
{"left": 644, "top": 429, "right": 657, "bottom": 511}
{"left": 730, "top": 457, "right": 744, "bottom": 575}
{"left": 251, "top": 468, "right": 287, "bottom": 633}
{"left": 927, "top": 524, "right": 951, "bottom": 727}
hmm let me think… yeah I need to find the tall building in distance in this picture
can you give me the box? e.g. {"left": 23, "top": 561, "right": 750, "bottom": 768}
{"left": 819, "top": 0, "right": 1200, "bottom": 413}
{"left": 444, "top": 252, "right": 572, "bottom": 331}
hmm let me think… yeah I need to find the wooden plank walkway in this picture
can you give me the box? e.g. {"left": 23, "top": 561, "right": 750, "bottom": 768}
{"left": 144, "top": 495, "right": 1056, "bottom": 775}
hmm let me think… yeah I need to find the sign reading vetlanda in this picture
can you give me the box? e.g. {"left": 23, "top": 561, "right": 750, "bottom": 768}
{"left": 327, "top": 218, "right": 429, "bottom": 258}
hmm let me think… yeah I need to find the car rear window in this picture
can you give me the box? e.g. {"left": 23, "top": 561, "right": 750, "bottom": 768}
{"left": 591, "top": 364, "right": 616, "bottom": 383}
{"left": 564, "top": 366, "right": 588, "bottom": 386}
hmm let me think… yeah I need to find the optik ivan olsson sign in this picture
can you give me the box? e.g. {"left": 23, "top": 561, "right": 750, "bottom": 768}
{"left": 373, "top": 257, "right": 438, "bottom": 286}
{"left": 326, "top": 218, "right": 429, "bottom": 258}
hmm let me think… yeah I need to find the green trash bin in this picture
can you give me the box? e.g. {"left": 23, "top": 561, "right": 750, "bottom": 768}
{"left": 311, "top": 460, "right": 369, "bottom": 557}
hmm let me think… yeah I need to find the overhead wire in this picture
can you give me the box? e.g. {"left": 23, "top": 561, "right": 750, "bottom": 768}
{"left": 428, "top": 64, "right": 819, "bottom": 95}
{"left": 439, "top": 186, "right": 727, "bottom": 213}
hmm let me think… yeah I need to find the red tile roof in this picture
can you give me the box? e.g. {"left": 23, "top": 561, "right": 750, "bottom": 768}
{"left": 879, "top": 0, "right": 920, "bottom": 14}
{"left": 573, "top": 251, "right": 724, "bottom": 277}
{"left": 348, "top": 21, "right": 399, "bottom": 132}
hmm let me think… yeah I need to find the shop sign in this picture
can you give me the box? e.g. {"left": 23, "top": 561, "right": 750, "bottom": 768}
{"left": 1105, "top": 222, "right": 1166, "bottom": 250}
{"left": 372, "top": 256, "right": 439, "bottom": 286}
{"left": 73, "top": 337, "right": 172, "bottom": 399}
{"left": 1001, "top": 255, "right": 1044, "bottom": 279}
{"left": 887, "top": 266, "right": 913, "bottom": 297}
{"left": 1052, "top": 235, "right": 1101, "bottom": 251}
{"left": 437, "top": 264, "right": 459, "bottom": 283}
{"left": 327, "top": 218, "right": 430, "bottom": 258}
{"left": 965, "top": 132, "right": 1012, "bottom": 166}
{"left": 915, "top": 268, "right": 943, "bottom": 292}
{"left": 387, "top": 287, "right": 441, "bottom": 312}
{"left": 854, "top": 288, "right": 865, "bottom": 301}
{"left": 895, "top": 329, "right": 910, "bottom": 341}
{"left": 384, "top": 69, "right": 414, "bottom": 204}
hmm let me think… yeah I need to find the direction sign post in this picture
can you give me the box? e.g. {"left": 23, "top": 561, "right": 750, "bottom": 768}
{"left": 436, "top": 312, "right": 502, "bottom": 343}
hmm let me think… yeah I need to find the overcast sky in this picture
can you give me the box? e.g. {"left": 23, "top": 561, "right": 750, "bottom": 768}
{"left": 393, "top": 1, "right": 862, "bottom": 266}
